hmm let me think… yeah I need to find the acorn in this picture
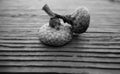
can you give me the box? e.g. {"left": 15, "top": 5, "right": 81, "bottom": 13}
{"left": 55, "top": 7, "right": 90, "bottom": 34}
{"left": 38, "top": 4, "right": 72, "bottom": 46}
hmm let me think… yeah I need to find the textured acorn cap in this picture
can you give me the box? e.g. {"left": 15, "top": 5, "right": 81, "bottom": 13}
{"left": 70, "top": 7, "right": 90, "bottom": 34}
{"left": 38, "top": 22, "right": 72, "bottom": 46}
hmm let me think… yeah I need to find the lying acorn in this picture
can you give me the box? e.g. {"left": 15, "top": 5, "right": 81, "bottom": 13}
{"left": 38, "top": 4, "right": 72, "bottom": 46}
{"left": 55, "top": 7, "right": 90, "bottom": 34}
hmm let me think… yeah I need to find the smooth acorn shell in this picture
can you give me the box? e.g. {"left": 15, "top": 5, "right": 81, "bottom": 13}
{"left": 69, "top": 7, "right": 90, "bottom": 34}
{"left": 38, "top": 23, "right": 72, "bottom": 46}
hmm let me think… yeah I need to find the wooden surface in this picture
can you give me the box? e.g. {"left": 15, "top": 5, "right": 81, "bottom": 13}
{"left": 0, "top": 0, "right": 120, "bottom": 74}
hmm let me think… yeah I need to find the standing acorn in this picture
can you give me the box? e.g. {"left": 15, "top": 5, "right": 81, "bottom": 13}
{"left": 55, "top": 7, "right": 90, "bottom": 34}
{"left": 39, "top": 4, "right": 72, "bottom": 46}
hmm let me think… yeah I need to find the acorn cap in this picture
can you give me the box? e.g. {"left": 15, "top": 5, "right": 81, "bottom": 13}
{"left": 70, "top": 7, "right": 90, "bottom": 34}
{"left": 39, "top": 22, "right": 72, "bottom": 46}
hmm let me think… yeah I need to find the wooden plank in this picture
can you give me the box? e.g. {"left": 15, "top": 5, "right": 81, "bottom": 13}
{"left": 0, "top": 44, "right": 120, "bottom": 49}
{"left": 0, "top": 52, "right": 120, "bottom": 58}
{"left": 0, "top": 0, "right": 120, "bottom": 73}
{"left": 0, "top": 56, "right": 120, "bottom": 62}
{"left": 0, "top": 67, "right": 119, "bottom": 74}
{"left": 0, "top": 61, "right": 120, "bottom": 70}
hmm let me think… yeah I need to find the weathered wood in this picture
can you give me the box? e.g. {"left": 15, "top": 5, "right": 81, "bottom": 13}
{"left": 0, "top": 0, "right": 120, "bottom": 74}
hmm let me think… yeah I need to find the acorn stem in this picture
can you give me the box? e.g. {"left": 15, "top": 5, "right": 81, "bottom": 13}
{"left": 42, "top": 4, "right": 65, "bottom": 19}
{"left": 42, "top": 4, "right": 73, "bottom": 25}
{"left": 42, "top": 4, "right": 56, "bottom": 18}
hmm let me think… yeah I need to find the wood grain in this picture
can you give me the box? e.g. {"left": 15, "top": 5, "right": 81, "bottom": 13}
{"left": 0, "top": 0, "right": 120, "bottom": 74}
